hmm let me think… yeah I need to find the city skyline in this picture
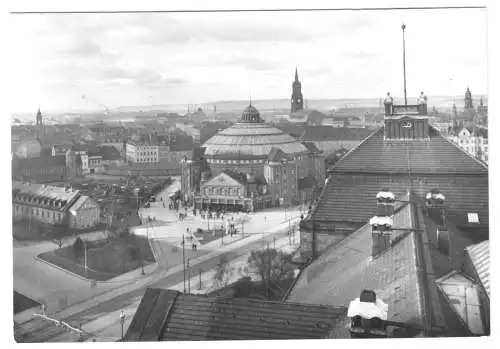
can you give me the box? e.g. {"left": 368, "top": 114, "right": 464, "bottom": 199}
{"left": 9, "top": 8, "right": 488, "bottom": 113}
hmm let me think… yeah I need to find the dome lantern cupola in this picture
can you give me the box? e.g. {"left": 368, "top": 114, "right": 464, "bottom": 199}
{"left": 240, "top": 104, "right": 262, "bottom": 123}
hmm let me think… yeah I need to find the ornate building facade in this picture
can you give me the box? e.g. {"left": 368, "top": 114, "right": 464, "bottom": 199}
{"left": 181, "top": 104, "right": 325, "bottom": 212}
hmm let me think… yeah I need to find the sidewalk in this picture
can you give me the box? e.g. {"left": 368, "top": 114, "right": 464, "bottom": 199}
{"left": 21, "top": 216, "right": 299, "bottom": 328}
{"left": 57, "top": 230, "right": 301, "bottom": 342}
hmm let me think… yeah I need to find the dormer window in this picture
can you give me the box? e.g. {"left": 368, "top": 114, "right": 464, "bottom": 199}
{"left": 467, "top": 212, "right": 479, "bottom": 224}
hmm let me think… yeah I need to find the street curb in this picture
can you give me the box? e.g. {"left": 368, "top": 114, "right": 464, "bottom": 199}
{"left": 23, "top": 216, "right": 301, "bottom": 332}
{"left": 34, "top": 255, "right": 90, "bottom": 282}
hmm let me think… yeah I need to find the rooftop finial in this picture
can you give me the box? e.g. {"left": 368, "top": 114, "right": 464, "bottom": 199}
{"left": 295, "top": 66, "right": 299, "bottom": 81}
{"left": 249, "top": 93, "right": 252, "bottom": 107}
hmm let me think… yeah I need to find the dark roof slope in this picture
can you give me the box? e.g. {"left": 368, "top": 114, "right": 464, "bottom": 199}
{"left": 99, "top": 145, "right": 121, "bottom": 161}
{"left": 267, "top": 147, "right": 291, "bottom": 162}
{"left": 301, "top": 141, "right": 322, "bottom": 154}
{"left": 298, "top": 174, "right": 318, "bottom": 190}
{"left": 190, "top": 147, "right": 206, "bottom": 161}
{"left": 302, "top": 126, "right": 372, "bottom": 142}
{"left": 170, "top": 134, "right": 194, "bottom": 151}
{"left": 288, "top": 204, "right": 425, "bottom": 329}
{"left": 124, "top": 288, "right": 348, "bottom": 341}
{"left": 331, "top": 127, "right": 487, "bottom": 174}
{"left": 312, "top": 173, "right": 489, "bottom": 226}
{"left": 312, "top": 174, "right": 410, "bottom": 223}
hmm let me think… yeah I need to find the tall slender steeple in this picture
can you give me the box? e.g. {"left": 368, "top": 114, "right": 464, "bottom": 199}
{"left": 291, "top": 67, "right": 304, "bottom": 113}
{"left": 36, "top": 107, "right": 43, "bottom": 126}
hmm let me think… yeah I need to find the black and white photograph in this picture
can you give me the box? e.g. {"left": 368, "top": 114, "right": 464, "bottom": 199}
{"left": 7, "top": 0, "right": 494, "bottom": 344}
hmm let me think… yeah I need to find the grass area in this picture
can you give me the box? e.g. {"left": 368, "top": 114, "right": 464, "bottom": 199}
{"left": 38, "top": 235, "right": 155, "bottom": 281}
{"left": 14, "top": 291, "right": 40, "bottom": 315}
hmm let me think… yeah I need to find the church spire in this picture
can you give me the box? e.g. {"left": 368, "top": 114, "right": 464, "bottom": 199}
{"left": 291, "top": 67, "right": 304, "bottom": 113}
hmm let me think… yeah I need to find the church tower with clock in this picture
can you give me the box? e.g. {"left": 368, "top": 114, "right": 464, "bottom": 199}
{"left": 290, "top": 67, "right": 304, "bottom": 113}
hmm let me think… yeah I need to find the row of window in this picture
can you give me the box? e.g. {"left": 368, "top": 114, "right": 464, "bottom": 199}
{"left": 15, "top": 205, "right": 63, "bottom": 220}
{"left": 207, "top": 159, "right": 264, "bottom": 165}
{"left": 136, "top": 158, "right": 158, "bottom": 163}
{"left": 203, "top": 187, "right": 243, "bottom": 196}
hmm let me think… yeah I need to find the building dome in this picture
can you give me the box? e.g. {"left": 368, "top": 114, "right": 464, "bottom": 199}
{"left": 203, "top": 104, "right": 310, "bottom": 158}
{"left": 241, "top": 104, "right": 261, "bottom": 123}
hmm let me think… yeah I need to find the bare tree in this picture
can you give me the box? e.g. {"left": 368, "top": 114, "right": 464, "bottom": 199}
{"left": 52, "top": 236, "right": 65, "bottom": 249}
{"left": 213, "top": 255, "right": 232, "bottom": 289}
{"left": 247, "top": 247, "right": 295, "bottom": 298}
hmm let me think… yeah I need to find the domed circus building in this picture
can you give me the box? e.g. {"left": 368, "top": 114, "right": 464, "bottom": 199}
{"left": 181, "top": 104, "right": 325, "bottom": 212}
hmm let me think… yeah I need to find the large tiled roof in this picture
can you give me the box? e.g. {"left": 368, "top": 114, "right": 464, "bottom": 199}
{"left": 311, "top": 175, "right": 409, "bottom": 223}
{"left": 465, "top": 240, "right": 489, "bottom": 297}
{"left": 331, "top": 127, "right": 487, "bottom": 174}
{"left": 124, "top": 288, "right": 348, "bottom": 341}
{"left": 301, "top": 126, "right": 373, "bottom": 142}
{"left": 312, "top": 173, "right": 488, "bottom": 226}
{"left": 288, "top": 204, "right": 424, "bottom": 328}
{"left": 203, "top": 122, "right": 309, "bottom": 157}
{"left": 12, "top": 181, "right": 80, "bottom": 211}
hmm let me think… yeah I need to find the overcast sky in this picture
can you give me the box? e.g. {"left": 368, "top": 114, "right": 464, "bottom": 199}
{"left": 9, "top": 8, "right": 488, "bottom": 112}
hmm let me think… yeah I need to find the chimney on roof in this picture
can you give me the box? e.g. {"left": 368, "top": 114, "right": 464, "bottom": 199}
{"left": 425, "top": 188, "right": 447, "bottom": 225}
{"left": 348, "top": 289, "right": 388, "bottom": 338}
{"left": 370, "top": 190, "right": 395, "bottom": 257}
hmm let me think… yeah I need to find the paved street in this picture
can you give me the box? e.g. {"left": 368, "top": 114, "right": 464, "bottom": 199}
{"left": 15, "top": 178, "right": 303, "bottom": 342}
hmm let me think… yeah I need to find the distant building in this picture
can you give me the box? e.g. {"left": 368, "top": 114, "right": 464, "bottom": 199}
{"left": 322, "top": 118, "right": 346, "bottom": 128}
{"left": 126, "top": 141, "right": 160, "bottom": 164}
{"left": 12, "top": 181, "right": 100, "bottom": 230}
{"left": 182, "top": 104, "right": 325, "bottom": 211}
{"left": 88, "top": 153, "right": 103, "bottom": 173}
{"left": 14, "top": 137, "right": 42, "bottom": 159}
{"left": 448, "top": 126, "right": 488, "bottom": 163}
{"left": 291, "top": 67, "right": 304, "bottom": 113}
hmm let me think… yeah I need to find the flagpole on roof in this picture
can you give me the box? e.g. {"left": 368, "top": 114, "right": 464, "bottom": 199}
{"left": 402, "top": 23, "right": 408, "bottom": 106}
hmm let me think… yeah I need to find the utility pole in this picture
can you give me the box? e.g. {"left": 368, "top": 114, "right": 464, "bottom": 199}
{"left": 311, "top": 222, "right": 317, "bottom": 260}
{"left": 402, "top": 23, "right": 408, "bottom": 105}
{"left": 187, "top": 258, "right": 191, "bottom": 294}
{"left": 84, "top": 241, "right": 88, "bottom": 278}
{"left": 182, "top": 234, "right": 186, "bottom": 293}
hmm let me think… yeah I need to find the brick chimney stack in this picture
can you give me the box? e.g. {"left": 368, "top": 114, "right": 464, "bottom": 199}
{"left": 370, "top": 189, "right": 396, "bottom": 257}
{"left": 425, "top": 188, "right": 447, "bottom": 225}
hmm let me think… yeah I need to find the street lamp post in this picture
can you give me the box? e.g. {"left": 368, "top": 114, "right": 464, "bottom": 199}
{"left": 84, "top": 241, "right": 88, "bottom": 278}
{"left": 119, "top": 311, "right": 126, "bottom": 341}
{"left": 182, "top": 234, "right": 186, "bottom": 293}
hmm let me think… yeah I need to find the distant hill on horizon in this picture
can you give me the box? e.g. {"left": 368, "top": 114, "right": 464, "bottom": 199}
{"left": 12, "top": 95, "right": 488, "bottom": 122}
